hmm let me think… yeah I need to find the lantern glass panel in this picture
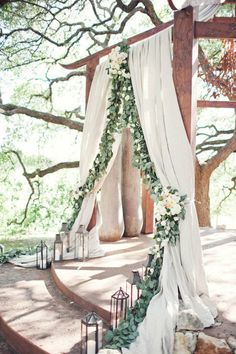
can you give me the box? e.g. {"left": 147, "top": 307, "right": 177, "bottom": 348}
{"left": 36, "top": 240, "right": 49, "bottom": 269}
{"left": 126, "top": 270, "right": 141, "bottom": 307}
{"left": 54, "top": 234, "right": 63, "bottom": 261}
{"left": 60, "top": 222, "right": 70, "bottom": 253}
{"left": 75, "top": 225, "right": 89, "bottom": 261}
{"left": 110, "top": 287, "right": 129, "bottom": 329}
{"left": 142, "top": 253, "right": 154, "bottom": 276}
{"left": 81, "top": 312, "right": 103, "bottom": 354}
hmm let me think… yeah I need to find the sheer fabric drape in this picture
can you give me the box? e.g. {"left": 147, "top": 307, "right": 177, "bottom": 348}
{"left": 69, "top": 62, "right": 122, "bottom": 258}
{"left": 123, "top": 27, "right": 216, "bottom": 354}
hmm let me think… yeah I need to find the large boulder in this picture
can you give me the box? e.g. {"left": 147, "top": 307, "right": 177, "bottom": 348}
{"left": 195, "top": 333, "right": 232, "bottom": 354}
{"left": 99, "top": 145, "right": 124, "bottom": 241}
{"left": 122, "top": 128, "right": 143, "bottom": 237}
{"left": 177, "top": 308, "right": 204, "bottom": 331}
{"left": 174, "top": 332, "right": 197, "bottom": 354}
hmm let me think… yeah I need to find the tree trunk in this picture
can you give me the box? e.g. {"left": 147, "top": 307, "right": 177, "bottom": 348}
{"left": 99, "top": 145, "right": 124, "bottom": 242}
{"left": 195, "top": 162, "right": 211, "bottom": 227}
{"left": 122, "top": 128, "right": 143, "bottom": 237}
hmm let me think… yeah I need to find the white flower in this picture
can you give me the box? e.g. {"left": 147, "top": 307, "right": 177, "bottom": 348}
{"left": 161, "top": 220, "right": 166, "bottom": 226}
{"left": 149, "top": 244, "right": 160, "bottom": 255}
{"left": 170, "top": 204, "right": 181, "bottom": 215}
{"left": 161, "top": 239, "right": 168, "bottom": 248}
{"left": 157, "top": 204, "right": 166, "bottom": 216}
{"left": 155, "top": 213, "right": 161, "bottom": 221}
{"left": 125, "top": 95, "right": 130, "bottom": 101}
{"left": 174, "top": 217, "right": 179, "bottom": 221}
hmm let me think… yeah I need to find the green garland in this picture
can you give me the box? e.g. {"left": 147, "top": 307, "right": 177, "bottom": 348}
{"left": 68, "top": 43, "right": 187, "bottom": 350}
{"left": 103, "top": 44, "right": 186, "bottom": 350}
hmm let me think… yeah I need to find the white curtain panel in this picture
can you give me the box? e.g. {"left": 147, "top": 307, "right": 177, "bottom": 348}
{"left": 68, "top": 61, "right": 122, "bottom": 259}
{"left": 125, "top": 27, "right": 216, "bottom": 354}
{"left": 169, "top": 0, "right": 221, "bottom": 10}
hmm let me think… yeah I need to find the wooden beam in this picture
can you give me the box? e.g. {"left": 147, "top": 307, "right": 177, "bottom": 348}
{"left": 142, "top": 183, "right": 154, "bottom": 235}
{"left": 85, "top": 58, "right": 99, "bottom": 232}
{"left": 197, "top": 100, "right": 236, "bottom": 108}
{"left": 212, "top": 17, "right": 236, "bottom": 23}
{"left": 85, "top": 57, "right": 99, "bottom": 104}
{"left": 195, "top": 21, "right": 236, "bottom": 38}
{"left": 173, "top": 6, "right": 197, "bottom": 144}
{"left": 61, "top": 21, "right": 173, "bottom": 70}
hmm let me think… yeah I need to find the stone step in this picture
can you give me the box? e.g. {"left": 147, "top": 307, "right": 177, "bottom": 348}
{"left": 0, "top": 264, "right": 88, "bottom": 354}
{"left": 51, "top": 235, "right": 153, "bottom": 322}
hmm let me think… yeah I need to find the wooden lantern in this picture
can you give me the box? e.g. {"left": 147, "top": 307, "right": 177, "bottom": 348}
{"left": 60, "top": 222, "right": 70, "bottom": 253}
{"left": 54, "top": 233, "right": 63, "bottom": 261}
{"left": 110, "top": 287, "right": 129, "bottom": 329}
{"left": 36, "top": 240, "right": 49, "bottom": 270}
{"left": 126, "top": 270, "right": 142, "bottom": 308}
{"left": 81, "top": 311, "right": 103, "bottom": 354}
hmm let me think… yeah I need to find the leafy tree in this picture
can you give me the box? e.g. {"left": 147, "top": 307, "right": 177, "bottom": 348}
{"left": 0, "top": 0, "right": 235, "bottom": 232}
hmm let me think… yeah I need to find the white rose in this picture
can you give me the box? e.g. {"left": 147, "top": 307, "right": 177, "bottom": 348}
{"left": 155, "top": 213, "right": 161, "bottom": 221}
{"left": 170, "top": 204, "right": 181, "bottom": 215}
{"left": 125, "top": 95, "right": 130, "bottom": 101}
{"left": 161, "top": 220, "right": 166, "bottom": 226}
{"left": 158, "top": 205, "right": 166, "bottom": 216}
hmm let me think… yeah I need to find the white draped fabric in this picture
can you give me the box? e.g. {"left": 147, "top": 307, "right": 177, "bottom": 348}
{"left": 69, "top": 61, "right": 122, "bottom": 258}
{"left": 169, "top": 0, "right": 221, "bottom": 10}
{"left": 122, "top": 27, "right": 216, "bottom": 354}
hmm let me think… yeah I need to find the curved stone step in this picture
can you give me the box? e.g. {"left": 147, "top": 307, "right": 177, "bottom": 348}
{"left": 0, "top": 264, "right": 88, "bottom": 354}
{"left": 51, "top": 235, "right": 154, "bottom": 323}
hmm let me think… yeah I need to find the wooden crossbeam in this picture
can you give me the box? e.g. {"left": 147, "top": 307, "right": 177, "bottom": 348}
{"left": 212, "top": 16, "right": 236, "bottom": 23}
{"left": 195, "top": 21, "right": 236, "bottom": 38}
{"left": 197, "top": 100, "right": 236, "bottom": 108}
{"left": 61, "top": 21, "right": 173, "bottom": 70}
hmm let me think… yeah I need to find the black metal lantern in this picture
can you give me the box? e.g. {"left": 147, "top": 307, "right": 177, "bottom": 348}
{"left": 0, "top": 244, "right": 4, "bottom": 255}
{"left": 142, "top": 253, "right": 154, "bottom": 276}
{"left": 81, "top": 311, "right": 103, "bottom": 354}
{"left": 126, "top": 270, "right": 142, "bottom": 308}
{"left": 75, "top": 224, "right": 89, "bottom": 261}
{"left": 60, "top": 222, "right": 70, "bottom": 253}
{"left": 36, "top": 240, "right": 49, "bottom": 269}
{"left": 110, "top": 287, "right": 129, "bottom": 329}
{"left": 53, "top": 233, "right": 63, "bottom": 261}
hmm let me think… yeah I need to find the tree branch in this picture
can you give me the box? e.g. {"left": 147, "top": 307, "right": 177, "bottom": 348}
{"left": 0, "top": 103, "right": 83, "bottom": 131}
{"left": 5, "top": 150, "right": 35, "bottom": 225}
{"left": 26, "top": 161, "right": 80, "bottom": 179}
{"left": 202, "top": 128, "right": 236, "bottom": 176}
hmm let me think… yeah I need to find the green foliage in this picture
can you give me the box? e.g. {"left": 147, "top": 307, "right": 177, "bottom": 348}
{"left": 0, "top": 245, "right": 36, "bottom": 264}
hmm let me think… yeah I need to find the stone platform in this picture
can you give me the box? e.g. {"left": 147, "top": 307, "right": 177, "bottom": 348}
{"left": 51, "top": 235, "right": 154, "bottom": 322}
{"left": 0, "top": 230, "right": 235, "bottom": 353}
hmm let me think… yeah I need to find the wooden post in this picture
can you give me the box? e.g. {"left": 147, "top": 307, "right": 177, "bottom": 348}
{"left": 142, "top": 182, "right": 154, "bottom": 234}
{"left": 173, "top": 6, "right": 198, "bottom": 146}
{"left": 86, "top": 58, "right": 99, "bottom": 232}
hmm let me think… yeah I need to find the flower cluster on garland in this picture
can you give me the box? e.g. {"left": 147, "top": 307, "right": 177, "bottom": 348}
{"left": 68, "top": 43, "right": 187, "bottom": 350}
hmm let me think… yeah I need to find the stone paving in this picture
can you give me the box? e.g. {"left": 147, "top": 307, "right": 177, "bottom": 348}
{"left": 0, "top": 228, "right": 235, "bottom": 353}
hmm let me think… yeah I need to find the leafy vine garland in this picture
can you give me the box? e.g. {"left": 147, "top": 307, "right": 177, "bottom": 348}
{"left": 68, "top": 43, "right": 187, "bottom": 350}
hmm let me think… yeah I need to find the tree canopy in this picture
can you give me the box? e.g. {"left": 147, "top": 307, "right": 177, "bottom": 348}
{"left": 0, "top": 0, "right": 235, "bottom": 233}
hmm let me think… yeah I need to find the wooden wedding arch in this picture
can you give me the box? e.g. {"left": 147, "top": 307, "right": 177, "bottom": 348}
{"left": 62, "top": 1, "right": 236, "bottom": 235}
